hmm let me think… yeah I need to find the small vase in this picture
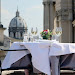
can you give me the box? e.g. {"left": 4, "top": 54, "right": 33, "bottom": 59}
{"left": 43, "top": 36, "right": 48, "bottom": 39}
{"left": 43, "top": 35, "right": 52, "bottom": 40}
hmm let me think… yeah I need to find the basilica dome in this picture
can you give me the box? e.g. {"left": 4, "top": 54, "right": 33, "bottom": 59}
{"left": 8, "top": 10, "right": 28, "bottom": 40}
{"left": 9, "top": 10, "right": 27, "bottom": 28}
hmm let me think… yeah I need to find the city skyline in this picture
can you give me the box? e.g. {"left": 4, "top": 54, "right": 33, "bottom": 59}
{"left": 1, "top": 0, "right": 43, "bottom": 36}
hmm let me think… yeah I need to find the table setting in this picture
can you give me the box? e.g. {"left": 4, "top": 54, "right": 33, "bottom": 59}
{"left": 1, "top": 27, "right": 62, "bottom": 75}
{"left": 2, "top": 39, "right": 58, "bottom": 75}
{"left": 2, "top": 27, "right": 75, "bottom": 75}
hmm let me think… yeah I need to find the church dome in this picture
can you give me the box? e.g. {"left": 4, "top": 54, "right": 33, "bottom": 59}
{"left": 8, "top": 10, "right": 28, "bottom": 40}
{"left": 9, "top": 10, "right": 27, "bottom": 28}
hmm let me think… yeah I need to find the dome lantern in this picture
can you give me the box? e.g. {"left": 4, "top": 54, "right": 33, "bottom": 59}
{"left": 16, "top": 9, "right": 19, "bottom": 17}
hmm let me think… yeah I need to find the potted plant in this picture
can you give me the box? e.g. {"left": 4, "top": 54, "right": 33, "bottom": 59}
{"left": 40, "top": 29, "right": 52, "bottom": 40}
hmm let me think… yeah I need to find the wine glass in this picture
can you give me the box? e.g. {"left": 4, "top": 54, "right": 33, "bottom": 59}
{"left": 55, "top": 27, "right": 62, "bottom": 41}
{"left": 55, "top": 27, "right": 62, "bottom": 36}
{"left": 31, "top": 27, "right": 38, "bottom": 35}
{"left": 31, "top": 27, "right": 38, "bottom": 41}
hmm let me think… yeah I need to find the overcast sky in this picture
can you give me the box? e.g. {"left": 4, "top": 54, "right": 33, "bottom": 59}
{"left": 1, "top": 0, "right": 43, "bottom": 36}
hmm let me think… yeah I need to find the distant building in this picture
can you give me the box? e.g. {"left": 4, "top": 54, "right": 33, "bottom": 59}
{"left": 0, "top": 24, "right": 6, "bottom": 46}
{"left": 9, "top": 10, "right": 27, "bottom": 40}
{"left": 0, "top": 10, "right": 28, "bottom": 49}
{"left": 0, "top": 10, "right": 28, "bottom": 61}
{"left": 0, "top": 23, "right": 23, "bottom": 61}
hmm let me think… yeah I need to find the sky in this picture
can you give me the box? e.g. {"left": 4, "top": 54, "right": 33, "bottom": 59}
{"left": 1, "top": 0, "right": 43, "bottom": 36}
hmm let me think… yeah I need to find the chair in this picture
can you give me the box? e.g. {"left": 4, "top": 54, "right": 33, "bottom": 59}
{"left": 0, "top": 49, "right": 33, "bottom": 75}
{"left": 0, "top": 60, "right": 1, "bottom": 75}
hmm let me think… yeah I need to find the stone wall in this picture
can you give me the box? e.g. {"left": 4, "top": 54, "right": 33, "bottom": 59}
{"left": 56, "top": 0, "right": 72, "bottom": 43}
{"left": 0, "top": 28, "right": 5, "bottom": 45}
{"left": 43, "top": 0, "right": 73, "bottom": 43}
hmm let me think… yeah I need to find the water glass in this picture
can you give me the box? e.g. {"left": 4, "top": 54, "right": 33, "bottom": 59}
{"left": 23, "top": 34, "right": 28, "bottom": 42}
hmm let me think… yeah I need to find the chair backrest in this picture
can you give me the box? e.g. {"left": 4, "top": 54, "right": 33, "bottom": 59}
{"left": 0, "top": 60, "right": 1, "bottom": 68}
{"left": 0, "top": 60, "right": 1, "bottom": 75}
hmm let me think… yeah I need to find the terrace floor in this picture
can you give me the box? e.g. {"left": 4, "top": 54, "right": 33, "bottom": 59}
{"left": 1, "top": 70, "right": 75, "bottom": 75}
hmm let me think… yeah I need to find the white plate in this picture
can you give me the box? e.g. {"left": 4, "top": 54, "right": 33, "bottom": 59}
{"left": 38, "top": 40, "right": 51, "bottom": 42}
{"left": 38, "top": 40, "right": 59, "bottom": 43}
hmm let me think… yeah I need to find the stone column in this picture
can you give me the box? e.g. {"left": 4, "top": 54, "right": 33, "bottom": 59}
{"left": 10, "top": 32, "right": 13, "bottom": 38}
{"left": 43, "top": 0, "right": 55, "bottom": 30}
{"left": 18, "top": 32, "right": 20, "bottom": 39}
{"left": 43, "top": 1, "right": 50, "bottom": 30}
{"left": 16, "top": 32, "right": 17, "bottom": 38}
{"left": 49, "top": 1, "right": 54, "bottom": 30}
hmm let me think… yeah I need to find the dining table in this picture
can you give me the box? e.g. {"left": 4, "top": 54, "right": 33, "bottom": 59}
{"left": 2, "top": 40, "right": 75, "bottom": 75}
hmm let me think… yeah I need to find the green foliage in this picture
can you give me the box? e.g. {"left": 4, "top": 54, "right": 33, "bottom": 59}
{"left": 40, "top": 29, "right": 52, "bottom": 39}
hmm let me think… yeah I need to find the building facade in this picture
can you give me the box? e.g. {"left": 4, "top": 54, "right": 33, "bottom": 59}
{"left": 9, "top": 10, "right": 27, "bottom": 40}
{"left": 43, "top": 0, "right": 74, "bottom": 43}
{"left": 0, "top": 10, "right": 27, "bottom": 61}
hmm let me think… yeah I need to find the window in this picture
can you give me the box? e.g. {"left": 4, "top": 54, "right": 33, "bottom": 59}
{"left": 20, "top": 32, "right": 22, "bottom": 37}
{"left": 13, "top": 32, "right": 16, "bottom": 38}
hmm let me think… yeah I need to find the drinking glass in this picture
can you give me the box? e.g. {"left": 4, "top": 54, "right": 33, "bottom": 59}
{"left": 55, "top": 27, "right": 62, "bottom": 36}
{"left": 31, "top": 27, "right": 38, "bottom": 35}
{"left": 55, "top": 27, "right": 62, "bottom": 41}
{"left": 23, "top": 34, "right": 28, "bottom": 42}
{"left": 31, "top": 27, "right": 38, "bottom": 41}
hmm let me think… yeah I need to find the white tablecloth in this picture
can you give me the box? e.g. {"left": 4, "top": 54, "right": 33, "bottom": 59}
{"left": 50, "top": 43, "right": 75, "bottom": 56}
{"left": 2, "top": 41, "right": 53, "bottom": 75}
{"left": 22, "top": 42, "right": 51, "bottom": 75}
{"left": 2, "top": 42, "right": 30, "bottom": 69}
{"left": 2, "top": 41, "right": 75, "bottom": 75}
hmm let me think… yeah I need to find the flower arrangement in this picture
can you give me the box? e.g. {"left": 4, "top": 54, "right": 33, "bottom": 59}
{"left": 40, "top": 29, "right": 53, "bottom": 39}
